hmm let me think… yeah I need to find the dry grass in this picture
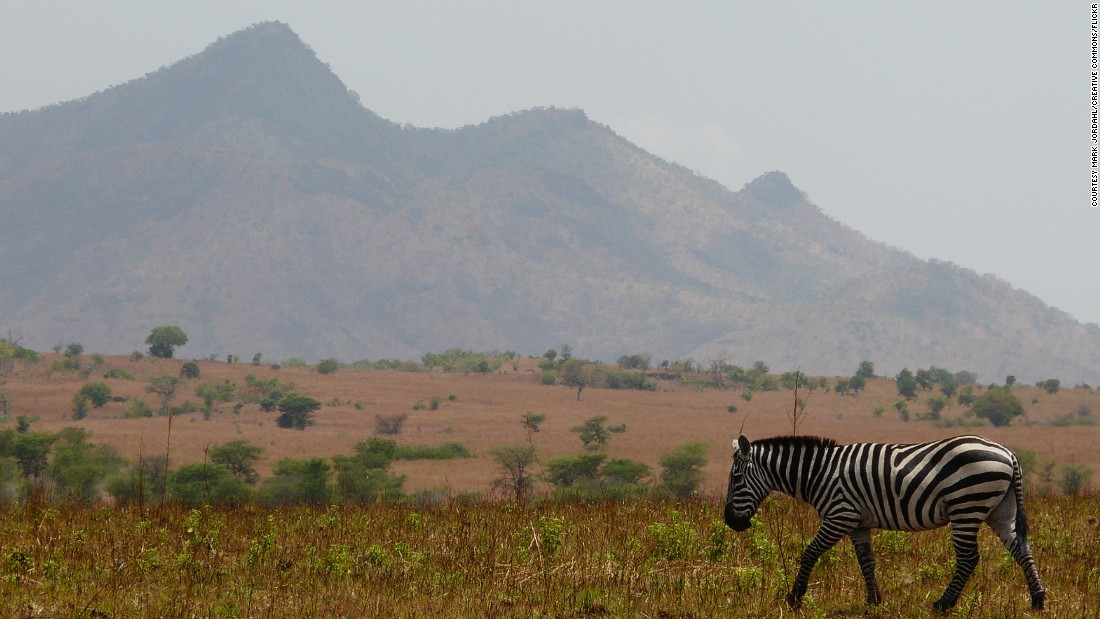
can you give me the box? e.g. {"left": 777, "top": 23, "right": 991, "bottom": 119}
{"left": 2, "top": 354, "right": 1099, "bottom": 616}
{"left": 0, "top": 495, "right": 1097, "bottom": 617}
{"left": 4, "top": 353, "right": 1098, "bottom": 495}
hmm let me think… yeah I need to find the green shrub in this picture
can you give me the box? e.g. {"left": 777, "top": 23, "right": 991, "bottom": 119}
{"left": 316, "top": 359, "right": 341, "bottom": 374}
{"left": 103, "top": 367, "right": 134, "bottom": 380}
{"left": 659, "top": 442, "right": 707, "bottom": 497}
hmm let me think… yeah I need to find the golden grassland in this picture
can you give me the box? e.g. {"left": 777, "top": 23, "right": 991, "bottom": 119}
{"left": 2, "top": 354, "right": 1100, "bottom": 616}
{"left": 1, "top": 495, "right": 1097, "bottom": 617}
{"left": 3, "top": 353, "right": 1098, "bottom": 494}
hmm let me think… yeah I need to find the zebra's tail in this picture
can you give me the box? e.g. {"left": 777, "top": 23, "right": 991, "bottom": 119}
{"left": 1011, "top": 453, "right": 1029, "bottom": 542}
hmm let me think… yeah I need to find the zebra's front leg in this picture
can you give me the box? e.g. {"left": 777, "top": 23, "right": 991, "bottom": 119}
{"left": 850, "top": 528, "right": 882, "bottom": 605}
{"left": 786, "top": 521, "right": 851, "bottom": 609}
{"left": 933, "top": 525, "right": 980, "bottom": 613}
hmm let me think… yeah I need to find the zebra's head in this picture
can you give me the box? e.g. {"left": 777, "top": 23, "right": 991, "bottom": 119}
{"left": 724, "top": 434, "right": 765, "bottom": 532}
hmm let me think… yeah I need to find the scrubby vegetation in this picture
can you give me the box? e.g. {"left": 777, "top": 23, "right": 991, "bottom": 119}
{"left": 0, "top": 495, "right": 1095, "bottom": 617}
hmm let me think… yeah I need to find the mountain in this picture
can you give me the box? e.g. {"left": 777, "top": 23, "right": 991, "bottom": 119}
{"left": 1, "top": 21, "right": 1097, "bottom": 383}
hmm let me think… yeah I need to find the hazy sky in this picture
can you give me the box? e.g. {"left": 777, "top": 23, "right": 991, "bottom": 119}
{"left": 3, "top": 3, "right": 1094, "bottom": 325}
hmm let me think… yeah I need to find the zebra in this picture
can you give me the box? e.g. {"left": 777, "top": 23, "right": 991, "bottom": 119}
{"left": 723, "top": 434, "right": 1045, "bottom": 612}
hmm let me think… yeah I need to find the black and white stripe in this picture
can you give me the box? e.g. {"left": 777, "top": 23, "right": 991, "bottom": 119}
{"left": 724, "top": 434, "right": 1045, "bottom": 612}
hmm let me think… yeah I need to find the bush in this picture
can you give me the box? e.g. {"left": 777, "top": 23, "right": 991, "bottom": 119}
{"left": 71, "top": 394, "right": 90, "bottom": 420}
{"left": 316, "top": 359, "right": 341, "bottom": 374}
{"left": 76, "top": 381, "right": 110, "bottom": 408}
{"left": 375, "top": 413, "right": 408, "bottom": 435}
{"left": 1059, "top": 464, "right": 1093, "bottom": 495}
{"left": 547, "top": 454, "right": 606, "bottom": 488}
{"left": 170, "top": 463, "right": 253, "bottom": 506}
{"left": 521, "top": 412, "right": 546, "bottom": 432}
{"left": 103, "top": 367, "right": 134, "bottom": 380}
{"left": 971, "top": 386, "right": 1025, "bottom": 427}
{"left": 392, "top": 442, "right": 472, "bottom": 460}
{"left": 659, "top": 442, "right": 707, "bottom": 497}
{"left": 179, "top": 362, "right": 200, "bottom": 380}
{"left": 276, "top": 394, "right": 321, "bottom": 430}
{"left": 259, "top": 458, "right": 333, "bottom": 506}
{"left": 1037, "top": 378, "right": 1061, "bottom": 394}
{"left": 125, "top": 398, "right": 154, "bottom": 418}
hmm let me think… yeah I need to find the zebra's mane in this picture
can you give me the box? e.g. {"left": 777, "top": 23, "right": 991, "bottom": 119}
{"left": 755, "top": 435, "right": 838, "bottom": 450}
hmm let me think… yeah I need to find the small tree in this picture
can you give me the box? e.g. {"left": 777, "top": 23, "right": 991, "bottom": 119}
{"left": 145, "top": 375, "right": 180, "bottom": 415}
{"left": 546, "top": 454, "right": 606, "bottom": 488}
{"left": 179, "top": 362, "right": 200, "bottom": 380}
{"left": 1037, "top": 378, "right": 1061, "bottom": 395}
{"left": 64, "top": 342, "right": 84, "bottom": 358}
{"left": 79, "top": 381, "right": 112, "bottom": 408}
{"left": 559, "top": 359, "right": 604, "bottom": 400}
{"left": 375, "top": 413, "right": 408, "bottom": 435}
{"left": 49, "top": 427, "right": 123, "bottom": 505}
{"left": 854, "top": 360, "right": 876, "bottom": 379}
{"left": 521, "top": 412, "right": 546, "bottom": 433}
{"left": 895, "top": 368, "right": 918, "bottom": 401}
{"left": 925, "top": 396, "right": 948, "bottom": 420}
{"left": 659, "top": 442, "right": 708, "bottom": 497}
{"left": 145, "top": 326, "right": 188, "bottom": 359}
{"left": 1059, "top": 464, "right": 1093, "bottom": 495}
{"left": 276, "top": 394, "right": 321, "bottom": 430}
{"left": 71, "top": 393, "right": 90, "bottom": 420}
{"left": 601, "top": 458, "right": 652, "bottom": 487}
{"left": 209, "top": 440, "right": 264, "bottom": 485}
{"left": 170, "top": 463, "right": 253, "bottom": 506}
{"left": 971, "top": 386, "right": 1025, "bottom": 427}
{"left": 572, "top": 415, "right": 625, "bottom": 451}
{"left": 316, "top": 359, "right": 340, "bottom": 375}
{"left": 490, "top": 444, "right": 537, "bottom": 501}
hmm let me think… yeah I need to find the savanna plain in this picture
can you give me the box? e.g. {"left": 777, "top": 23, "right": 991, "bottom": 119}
{"left": 1, "top": 351, "right": 1098, "bottom": 617}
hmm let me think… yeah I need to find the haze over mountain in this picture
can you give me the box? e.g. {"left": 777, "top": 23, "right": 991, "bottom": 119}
{"left": 1, "top": 21, "right": 1097, "bottom": 383}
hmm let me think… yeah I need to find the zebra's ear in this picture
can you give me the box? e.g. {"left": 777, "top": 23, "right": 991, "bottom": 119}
{"left": 736, "top": 435, "right": 751, "bottom": 461}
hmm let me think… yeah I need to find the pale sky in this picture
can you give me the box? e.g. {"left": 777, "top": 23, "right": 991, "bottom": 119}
{"left": 3, "top": 2, "right": 1095, "bottom": 325}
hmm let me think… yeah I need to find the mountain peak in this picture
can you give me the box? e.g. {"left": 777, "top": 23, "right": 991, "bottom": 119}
{"left": 740, "top": 170, "right": 804, "bottom": 207}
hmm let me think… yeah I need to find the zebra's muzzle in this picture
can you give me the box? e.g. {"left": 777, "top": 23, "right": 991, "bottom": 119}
{"left": 724, "top": 503, "right": 752, "bottom": 532}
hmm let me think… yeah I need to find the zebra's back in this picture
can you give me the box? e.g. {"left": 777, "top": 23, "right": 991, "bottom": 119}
{"left": 836, "top": 435, "right": 1016, "bottom": 532}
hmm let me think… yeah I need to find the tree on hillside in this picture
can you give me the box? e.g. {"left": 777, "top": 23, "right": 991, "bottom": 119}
{"left": 895, "top": 368, "right": 918, "bottom": 400}
{"left": 659, "top": 442, "right": 708, "bottom": 497}
{"left": 971, "top": 386, "right": 1025, "bottom": 427}
{"left": 572, "top": 415, "right": 626, "bottom": 452}
{"left": 275, "top": 394, "right": 321, "bottom": 430}
{"left": 1037, "top": 378, "right": 1060, "bottom": 395}
{"left": 170, "top": 463, "right": 253, "bottom": 506}
{"left": 490, "top": 444, "right": 537, "bottom": 501}
{"left": 50, "top": 427, "right": 124, "bottom": 505}
{"left": 560, "top": 359, "right": 604, "bottom": 400}
{"left": 145, "top": 326, "right": 188, "bottom": 359}
{"left": 145, "top": 375, "right": 180, "bottom": 414}
{"left": 79, "top": 381, "right": 112, "bottom": 408}
{"left": 210, "top": 440, "right": 264, "bottom": 485}
{"left": 521, "top": 412, "right": 546, "bottom": 433}
{"left": 854, "top": 360, "right": 876, "bottom": 379}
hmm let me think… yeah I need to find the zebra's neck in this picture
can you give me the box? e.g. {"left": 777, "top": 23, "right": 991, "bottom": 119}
{"left": 755, "top": 439, "right": 838, "bottom": 507}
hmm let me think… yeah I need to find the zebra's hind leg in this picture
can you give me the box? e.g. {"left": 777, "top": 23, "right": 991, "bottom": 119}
{"left": 988, "top": 494, "right": 1046, "bottom": 610}
{"left": 850, "top": 528, "right": 882, "bottom": 605}
{"left": 932, "top": 524, "right": 981, "bottom": 613}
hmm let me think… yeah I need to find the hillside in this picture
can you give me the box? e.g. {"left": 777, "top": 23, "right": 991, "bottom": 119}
{"left": 4, "top": 353, "right": 1098, "bottom": 495}
{"left": 1, "top": 21, "right": 1098, "bottom": 383}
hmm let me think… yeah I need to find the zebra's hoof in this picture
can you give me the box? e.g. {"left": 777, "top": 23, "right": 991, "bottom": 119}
{"left": 931, "top": 598, "right": 953, "bottom": 614}
{"left": 1031, "top": 590, "right": 1046, "bottom": 611}
{"left": 785, "top": 593, "right": 801, "bottom": 610}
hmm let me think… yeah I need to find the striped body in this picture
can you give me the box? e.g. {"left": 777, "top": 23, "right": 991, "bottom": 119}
{"left": 724, "top": 434, "right": 1045, "bottom": 612}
